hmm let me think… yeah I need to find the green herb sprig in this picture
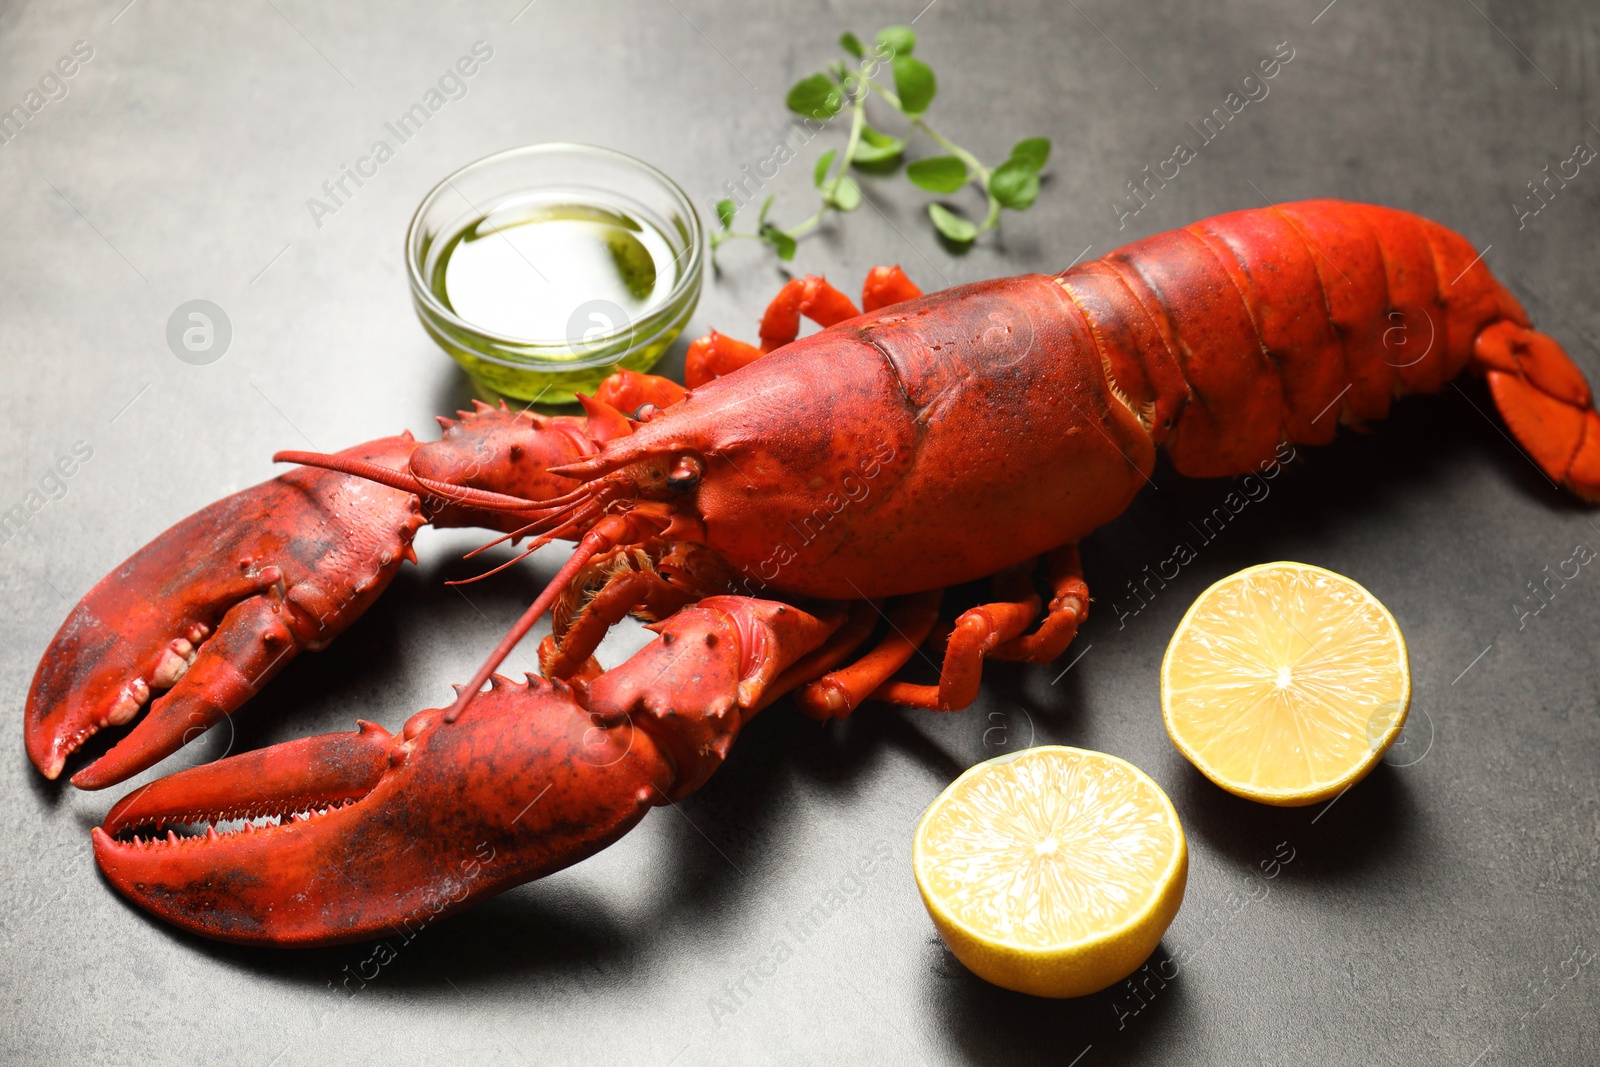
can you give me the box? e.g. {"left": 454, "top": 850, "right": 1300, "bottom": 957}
{"left": 710, "top": 26, "right": 1050, "bottom": 260}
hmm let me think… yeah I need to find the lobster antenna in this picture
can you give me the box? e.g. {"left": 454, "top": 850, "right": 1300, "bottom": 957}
{"left": 273, "top": 451, "right": 426, "bottom": 494}
{"left": 510, "top": 477, "right": 605, "bottom": 513}
{"left": 445, "top": 531, "right": 611, "bottom": 722}
{"left": 516, "top": 479, "right": 624, "bottom": 539}
{"left": 274, "top": 451, "right": 552, "bottom": 515}
{"left": 444, "top": 502, "right": 600, "bottom": 586}
{"left": 458, "top": 494, "right": 598, "bottom": 559}
{"left": 445, "top": 540, "right": 546, "bottom": 587}
{"left": 412, "top": 473, "right": 550, "bottom": 513}
{"left": 463, "top": 525, "right": 534, "bottom": 561}
{"left": 462, "top": 516, "right": 550, "bottom": 561}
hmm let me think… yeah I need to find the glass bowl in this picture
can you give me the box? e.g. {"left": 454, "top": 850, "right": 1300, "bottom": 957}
{"left": 406, "top": 143, "right": 704, "bottom": 404}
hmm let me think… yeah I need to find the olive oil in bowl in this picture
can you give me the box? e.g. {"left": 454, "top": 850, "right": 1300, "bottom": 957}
{"left": 407, "top": 145, "right": 703, "bottom": 403}
{"left": 436, "top": 202, "right": 674, "bottom": 342}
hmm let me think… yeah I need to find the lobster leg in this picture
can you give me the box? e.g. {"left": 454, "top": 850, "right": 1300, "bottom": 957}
{"left": 758, "top": 600, "right": 880, "bottom": 710}
{"left": 538, "top": 554, "right": 698, "bottom": 680}
{"left": 540, "top": 569, "right": 659, "bottom": 680}
{"left": 93, "top": 596, "right": 847, "bottom": 945}
{"left": 683, "top": 331, "right": 766, "bottom": 390}
{"left": 798, "top": 549, "right": 1088, "bottom": 717}
{"left": 991, "top": 544, "right": 1090, "bottom": 662}
{"left": 872, "top": 573, "right": 1040, "bottom": 712}
{"left": 442, "top": 510, "right": 682, "bottom": 722}
{"left": 756, "top": 275, "right": 861, "bottom": 352}
{"left": 540, "top": 538, "right": 818, "bottom": 695}
{"left": 860, "top": 265, "right": 923, "bottom": 311}
{"left": 863, "top": 551, "right": 1089, "bottom": 714}
{"left": 684, "top": 267, "right": 921, "bottom": 388}
{"left": 593, "top": 368, "right": 688, "bottom": 417}
{"left": 794, "top": 591, "right": 943, "bottom": 720}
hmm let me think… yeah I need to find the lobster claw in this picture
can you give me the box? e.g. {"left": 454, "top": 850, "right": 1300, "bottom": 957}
{"left": 93, "top": 673, "right": 673, "bottom": 946}
{"left": 26, "top": 437, "right": 426, "bottom": 789}
{"left": 92, "top": 595, "right": 848, "bottom": 946}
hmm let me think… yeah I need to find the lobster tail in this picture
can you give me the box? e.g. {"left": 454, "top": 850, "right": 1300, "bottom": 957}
{"left": 1473, "top": 322, "right": 1600, "bottom": 500}
{"left": 1058, "top": 200, "right": 1598, "bottom": 500}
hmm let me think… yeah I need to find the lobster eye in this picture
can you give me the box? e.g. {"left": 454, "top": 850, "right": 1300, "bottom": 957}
{"left": 666, "top": 454, "right": 703, "bottom": 490}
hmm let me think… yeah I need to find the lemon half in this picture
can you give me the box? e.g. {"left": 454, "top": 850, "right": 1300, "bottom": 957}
{"left": 913, "top": 746, "right": 1187, "bottom": 998}
{"left": 1161, "top": 561, "right": 1410, "bottom": 806}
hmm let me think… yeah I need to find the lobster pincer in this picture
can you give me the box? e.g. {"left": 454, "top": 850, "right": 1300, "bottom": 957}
{"left": 92, "top": 596, "right": 847, "bottom": 946}
{"left": 25, "top": 398, "right": 635, "bottom": 791}
{"left": 26, "top": 435, "right": 428, "bottom": 789}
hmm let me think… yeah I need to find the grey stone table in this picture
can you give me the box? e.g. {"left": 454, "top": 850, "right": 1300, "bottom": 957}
{"left": 3, "top": 0, "right": 1597, "bottom": 1063}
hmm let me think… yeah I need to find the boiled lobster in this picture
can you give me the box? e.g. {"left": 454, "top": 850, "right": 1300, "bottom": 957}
{"left": 25, "top": 200, "right": 1597, "bottom": 946}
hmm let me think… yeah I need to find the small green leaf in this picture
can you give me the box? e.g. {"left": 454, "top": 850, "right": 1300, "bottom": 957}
{"left": 853, "top": 140, "right": 903, "bottom": 166}
{"left": 786, "top": 73, "right": 844, "bottom": 119}
{"left": 854, "top": 125, "right": 906, "bottom": 165}
{"left": 906, "top": 155, "right": 968, "bottom": 193}
{"left": 860, "top": 125, "right": 899, "bottom": 149}
{"left": 928, "top": 203, "right": 977, "bottom": 243}
{"left": 891, "top": 55, "right": 936, "bottom": 115}
{"left": 876, "top": 25, "right": 916, "bottom": 57}
{"left": 840, "top": 31, "right": 864, "bottom": 58}
{"left": 991, "top": 159, "right": 1041, "bottom": 210}
{"left": 828, "top": 175, "right": 862, "bottom": 211}
{"left": 761, "top": 225, "right": 797, "bottom": 260}
{"left": 1009, "top": 136, "right": 1051, "bottom": 173}
{"left": 758, "top": 195, "right": 774, "bottom": 227}
{"left": 715, "top": 199, "right": 736, "bottom": 230}
{"left": 813, "top": 149, "right": 837, "bottom": 188}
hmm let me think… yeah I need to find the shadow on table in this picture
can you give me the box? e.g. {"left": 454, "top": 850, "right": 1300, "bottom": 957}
{"left": 924, "top": 934, "right": 1191, "bottom": 1066}
{"left": 1176, "top": 757, "right": 1420, "bottom": 879}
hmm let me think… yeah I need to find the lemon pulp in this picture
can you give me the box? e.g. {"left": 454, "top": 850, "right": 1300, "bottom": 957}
{"left": 914, "top": 746, "right": 1187, "bottom": 998}
{"left": 1161, "top": 561, "right": 1411, "bottom": 806}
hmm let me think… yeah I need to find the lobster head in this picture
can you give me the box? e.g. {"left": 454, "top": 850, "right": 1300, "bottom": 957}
{"left": 542, "top": 334, "right": 922, "bottom": 601}
{"left": 545, "top": 276, "right": 1153, "bottom": 603}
